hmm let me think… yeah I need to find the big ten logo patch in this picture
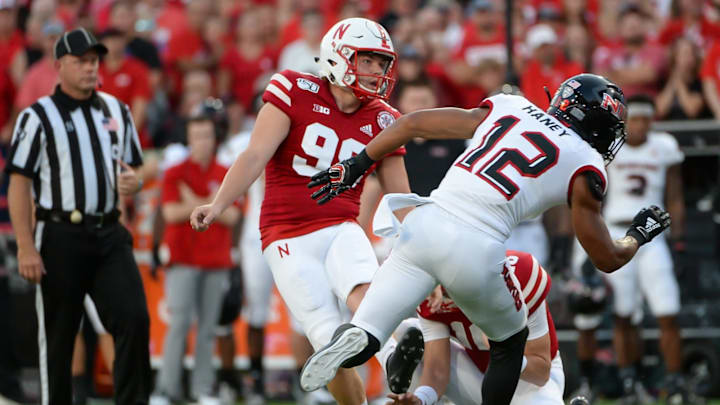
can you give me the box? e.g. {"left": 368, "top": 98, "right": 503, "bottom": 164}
{"left": 502, "top": 266, "right": 523, "bottom": 311}
{"left": 313, "top": 104, "right": 330, "bottom": 115}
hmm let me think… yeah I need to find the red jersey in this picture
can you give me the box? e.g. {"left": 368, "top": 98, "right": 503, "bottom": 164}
{"left": 99, "top": 57, "right": 151, "bottom": 106}
{"left": 259, "top": 70, "right": 405, "bottom": 249}
{"left": 161, "top": 158, "right": 235, "bottom": 269}
{"left": 417, "top": 250, "right": 558, "bottom": 373}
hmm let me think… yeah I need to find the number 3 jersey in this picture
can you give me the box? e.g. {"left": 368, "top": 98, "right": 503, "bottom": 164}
{"left": 260, "top": 69, "right": 404, "bottom": 249}
{"left": 430, "top": 94, "right": 608, "bottom": 240}
{"left": 603, "top": 132, "right": 683, "bottom": 224}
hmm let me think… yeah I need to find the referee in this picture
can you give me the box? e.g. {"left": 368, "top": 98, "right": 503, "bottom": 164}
{"left": 6, "top": 28, "right": 150, "bottom": 405}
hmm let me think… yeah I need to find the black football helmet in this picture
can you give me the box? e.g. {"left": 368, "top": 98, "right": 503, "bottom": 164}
{"left": 547, "top": 74, "right": 627, "bottom": 164}
{"left": 188, "top": 97, "right": 229, "bottom": 143}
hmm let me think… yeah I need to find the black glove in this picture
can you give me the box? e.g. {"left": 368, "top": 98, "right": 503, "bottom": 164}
{"left": 307, "top": 149, "right": 375, "bottom": 205}
{"left": 626, "top": 205, "right": 671, "bottom": 246}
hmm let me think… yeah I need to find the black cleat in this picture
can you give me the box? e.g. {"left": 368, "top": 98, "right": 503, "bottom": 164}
{"left": 386, "top": 327, "right": 424, "bottom": 394}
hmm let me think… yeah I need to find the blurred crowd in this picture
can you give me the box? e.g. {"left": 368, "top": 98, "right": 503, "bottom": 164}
{"left": 1, "top": 0, "right": 720, "bottom": 158}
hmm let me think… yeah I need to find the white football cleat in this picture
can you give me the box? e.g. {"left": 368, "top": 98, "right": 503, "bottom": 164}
{"left": 300, "top": 324, "right": 369, "bottom": 392}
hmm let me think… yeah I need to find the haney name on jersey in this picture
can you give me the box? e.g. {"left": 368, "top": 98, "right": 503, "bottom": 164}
{"left": 520, "top": 104, "right": 573, "bottom": 137}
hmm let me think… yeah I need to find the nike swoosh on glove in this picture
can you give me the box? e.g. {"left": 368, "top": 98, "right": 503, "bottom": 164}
{"left": 626, "top": 205, "right": 671, "bottom": 246}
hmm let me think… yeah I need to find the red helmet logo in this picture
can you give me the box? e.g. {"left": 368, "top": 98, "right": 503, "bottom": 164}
{"left": 601, "top": 93, "right": 625, "bottom": 119}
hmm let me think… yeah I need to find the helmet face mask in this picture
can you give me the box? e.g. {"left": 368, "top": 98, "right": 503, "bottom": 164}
{"left": 318, "top": 18, "right": 397, "bottom": 101}
{"left": 547, "top": 74, "right": 628, "bottom": 165}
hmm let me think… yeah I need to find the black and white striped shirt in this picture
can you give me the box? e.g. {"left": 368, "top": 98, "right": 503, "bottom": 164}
{"left": 5, "top": 85, "right": 143, "bottom": 214}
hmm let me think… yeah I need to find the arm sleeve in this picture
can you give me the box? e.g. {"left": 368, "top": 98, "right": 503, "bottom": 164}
{"left": 4, "top": 108, "right": 44, "bottom": 178}
{"left": 121, "top": 103, "right": 144, "bottom": 167}
{"left": 418, "top": 315, "right": 451, "bottom": 342}
{"left": 527, "top": 302, "right": 550, "bottom": 340}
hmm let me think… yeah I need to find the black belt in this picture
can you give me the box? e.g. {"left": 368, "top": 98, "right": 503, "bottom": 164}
{"left": 36, "top": 208, "right": 120, "bottom": 228}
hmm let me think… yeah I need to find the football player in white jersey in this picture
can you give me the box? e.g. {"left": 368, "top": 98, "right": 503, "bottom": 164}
{"left": 301, "top": 74, "right": 672, "bottom": 405}
{"left": 571, "top": 94, "right": 699, "bottom": 404}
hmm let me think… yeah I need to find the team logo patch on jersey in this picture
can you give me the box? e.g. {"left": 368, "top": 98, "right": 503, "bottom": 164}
{"left": 377, "top": 111, "right": 395, "bottom": 129}
{"left": 313, "top": 104, "right": 330, "bottom": 115}
{"left": 359, "top": 124, "right": 373, "bottom": 137}
{"left": 297, "top": 78, "right": 320, "bottom": 93}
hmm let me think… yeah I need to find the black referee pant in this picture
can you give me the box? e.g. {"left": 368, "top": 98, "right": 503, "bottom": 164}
{"left": 36, "top": 220, "right": 151, "bottom": 405}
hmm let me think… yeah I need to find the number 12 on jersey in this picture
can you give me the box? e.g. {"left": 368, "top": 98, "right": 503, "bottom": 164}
{"left": 456, "top": 116, "right": 559, "bottom": 200}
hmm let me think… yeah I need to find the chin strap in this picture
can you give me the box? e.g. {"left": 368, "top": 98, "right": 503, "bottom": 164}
{"left": 544, "top": 86, "right": 553, "bottom": 103}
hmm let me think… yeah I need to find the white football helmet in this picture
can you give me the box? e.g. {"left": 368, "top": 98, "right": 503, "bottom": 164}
{"left": 316, "top": 18, "right": 397, "bottom": 100}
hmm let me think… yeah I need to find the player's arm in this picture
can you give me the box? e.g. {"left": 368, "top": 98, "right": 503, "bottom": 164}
{"left": 520, "top": 303, "right": 552, "bottom": 386}
{"left": 191, "top": 103, "right": 290, "bottom": 231}
{"left": 665, "top": 164, "right": 685, "bottom": 240}
{"left": 570, "top": 173, "right": 639, "bottom": 272}
{"left": 522, "top": 333, "right": 551, "bottom": 386}
{"left": 365, "top": 107, "right": 487, "bottom": 161}
{"left": 417, "top": 338, "right": 451, "bottom": 396}
{"left": 309, "top": 107, "right": 488, "bottom": 204}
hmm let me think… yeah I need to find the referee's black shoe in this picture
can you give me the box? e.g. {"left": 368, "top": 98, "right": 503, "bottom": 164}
{"left": 386, "top": 327, "right": 424, "bottom": 394}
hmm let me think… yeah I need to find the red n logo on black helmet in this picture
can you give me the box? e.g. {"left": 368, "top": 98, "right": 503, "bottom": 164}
{"left": 601, "top": 93, "right": 625, "bottom": 119}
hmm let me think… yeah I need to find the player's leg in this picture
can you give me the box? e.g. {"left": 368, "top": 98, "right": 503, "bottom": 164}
{"left": 264, "top": 228, "right": 367, "bottom": 405}
{"left": 191, "top": 270, "right": 229, "bottom": 400}
{"left": 153, "top": 266, "right": 199, "bottom": 400}
{"left": 83, "top": 295, "right": 113, "bottom": 372}
{"left": 71, "top": 330, "right": 87, "bottom": 405}
{"left": 429, "top": 215, "right": 527, "bottom": 405}
{"left": 241, "top": 237, "right": 274, "bottom": 402}
{"left": 602, "top": 226, "right": 642, "bottom": 400}
{"left": 636, "top": 237, "right": 698, "bottom": 401}
{"left": 37, "top": 222, "right": 92, "bottom": 405}
{"left": 300, "top": 242, "right": 438, "bottom": 393}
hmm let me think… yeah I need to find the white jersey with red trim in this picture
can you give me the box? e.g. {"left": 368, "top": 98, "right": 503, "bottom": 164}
{"left": 604, "top": 132, "right": 683, "bottom": 224}
{"left": 417, "top": 250, "right": 558, "bottom": 373}
{"left": 430, "top": 94, "right": 607, "bottom": 240}
{"left": 260, "top": 69, "right": 405, "bottom": 250}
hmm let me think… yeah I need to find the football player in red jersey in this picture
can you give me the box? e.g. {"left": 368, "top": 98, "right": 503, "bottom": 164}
{"left": 381, "top": 251, "right": 563, "bottom": 405}
{"left": 190, "top": 18, "right": 410, "bottom": 405}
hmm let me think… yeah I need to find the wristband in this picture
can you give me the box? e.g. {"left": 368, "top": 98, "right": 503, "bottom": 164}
{"left": 626, "top": 227, "right": 647, "bottom": 246}
{"left": 413, "top": 385, "right": 438, "bottom": 405}
{"left": 521, "top": 355, "right": 528, "bottom": 373}
{"left": 355, "top": 149, "right": 376, "bottom": 172}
